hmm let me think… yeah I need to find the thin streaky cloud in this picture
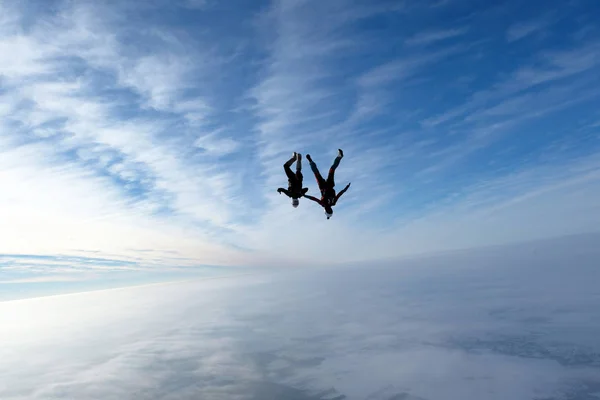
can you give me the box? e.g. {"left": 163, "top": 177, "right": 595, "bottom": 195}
{"left": 422, "top": 40, "right": 600, "bottom": 128}
{"left": 357, "top": 44, "right": 467, "bottom": 88}
{"left": 405, "top": 27, "right": 469, "bottom": 46}
{"left": 506, "top": 14, "right": 555, "bottom": 42}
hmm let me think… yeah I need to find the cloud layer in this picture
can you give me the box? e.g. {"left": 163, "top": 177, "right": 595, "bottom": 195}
{"left": 2, "top": 234, "right": 600, "bottom": 399}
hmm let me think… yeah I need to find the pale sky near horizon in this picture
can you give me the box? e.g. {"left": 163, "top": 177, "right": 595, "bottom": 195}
{"left": 2, "top": 0, "right": 600, "bottom": 294}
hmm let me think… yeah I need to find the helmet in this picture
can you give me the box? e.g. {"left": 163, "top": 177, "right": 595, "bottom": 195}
{"left": 292, "top": 198, "right": 299, "bottom": 208}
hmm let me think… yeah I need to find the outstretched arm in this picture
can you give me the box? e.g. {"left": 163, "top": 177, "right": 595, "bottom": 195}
{"left": 334, "top": 182, "right": 351, "bottom": 203}
{"left": 304, "top": 194, "right": 322, "bottom": 205}
{"left": 277, "top": 188, "right": 291, "bottom": 197}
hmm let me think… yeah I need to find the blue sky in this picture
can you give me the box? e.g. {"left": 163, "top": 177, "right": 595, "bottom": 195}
{"left": 2, "top": 0, "right": 600, "bottom": 296}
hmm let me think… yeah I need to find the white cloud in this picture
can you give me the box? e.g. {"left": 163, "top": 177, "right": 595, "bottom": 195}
{"left": 0, "top": 149, "right": 241, "bottom": 266}
{"left": 506, "top": 15, "right": 554, "bottom": 42}
{"left": 0, "top": 1, "right": 262, "bottom": 267}
{"left": 180, "top": 0, "right": 211, "bottom": 9}
{"left": 1, "top": 242, "right": 599, "bottom": 398}
{"left": 423, "top": 40, "right": 600, "bottom": 128}
{"left": 411, "top": 39, "right": 600, "bottom": 182}
{"left": 0, "top": 275, "right": 91, "bottom": 284}
{"left": 194, "top": 129, "right": 242, "bottom": 157}
{"left": 405, "top": 27, "right": 468, "bottom": 47}
{"left": 368, "top": 154, "right": 600, "bottom": 259}
{"left": 357, "top": 45, "right": 465, "bottom": 88}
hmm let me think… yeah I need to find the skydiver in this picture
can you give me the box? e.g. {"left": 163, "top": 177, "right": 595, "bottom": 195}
{"left": 277, "top": 152, "right": 309, "bottom": 208}
{"left": 304, "top": 149, "right": 351, "bottom": 219}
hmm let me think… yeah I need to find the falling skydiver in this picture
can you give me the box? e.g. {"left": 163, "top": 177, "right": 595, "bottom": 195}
{"left": 304, "top": 149, "right": 351, "bottom": 219}
{"left": 277, "top": 152, "right": 309, "bottom": 208}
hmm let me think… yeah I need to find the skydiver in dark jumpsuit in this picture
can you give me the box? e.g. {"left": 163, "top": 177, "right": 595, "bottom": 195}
{"left": 304, "top": 149, "right": 351, "bottom": 219}
{"left": 277, "top": 152, "right": 309, "bottom": 208}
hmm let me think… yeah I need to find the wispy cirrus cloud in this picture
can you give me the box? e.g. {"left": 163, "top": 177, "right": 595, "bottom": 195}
{"left": 0, "top": 1, "right": 255, "bottom": 265}
{"left": 405, "top": 27, "right": 469, "bottom": 47}
{"left": 422, "top": 40, "right": 600, "bottom": 128}
{"left": 356, "top": 44, "right": 466, "bottom": 89}
{"left": 506, "top": 14, "right": 555, "bottom": 42}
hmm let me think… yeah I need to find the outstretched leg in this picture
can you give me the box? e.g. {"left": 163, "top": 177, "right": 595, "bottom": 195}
{"left": 326, "top": 149, "right": 343, "bottom": 186}
{"left": 306, "top": 154, "right": 326, "bottom": 188}
{"left": 283, "top": 153, "right": 297, "bottom": 181}
{"left": 295, "top": 153, "right": 303, "bottom": 182}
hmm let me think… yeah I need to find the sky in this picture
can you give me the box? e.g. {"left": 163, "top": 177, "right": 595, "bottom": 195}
{"left": 2, "top": 0, "right": 600, "bottom": 295}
